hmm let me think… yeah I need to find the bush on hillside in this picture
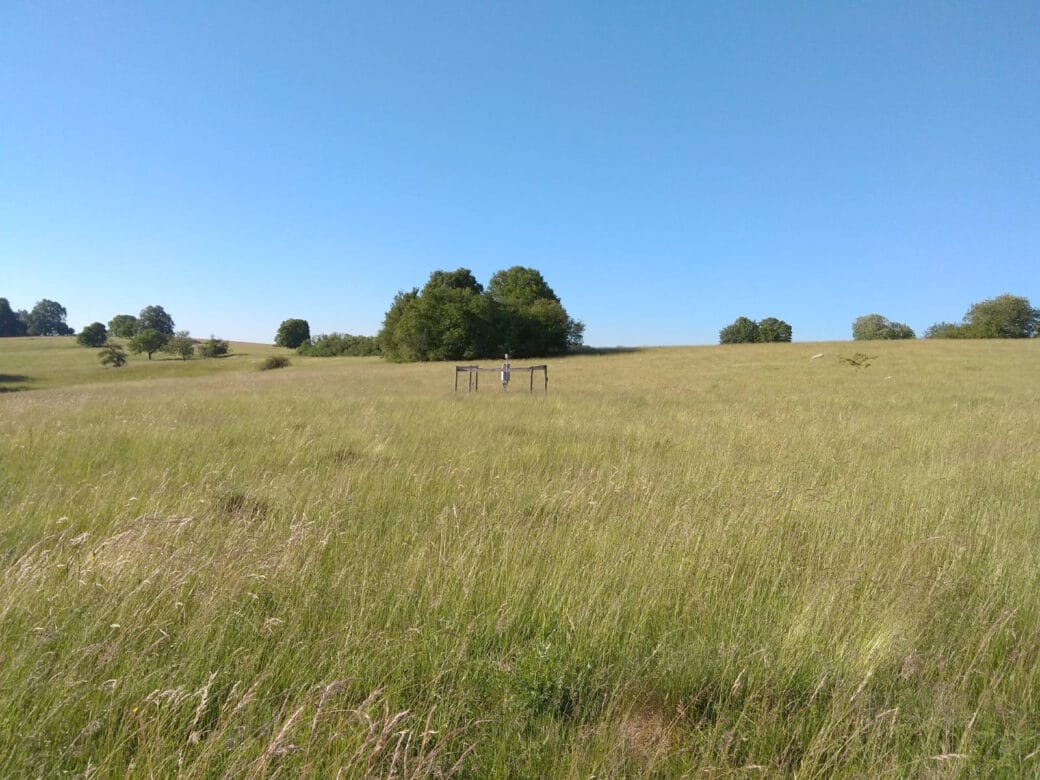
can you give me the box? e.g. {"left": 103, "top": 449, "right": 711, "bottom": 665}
{"left": 199, "top": 336, "right": 231, "bottom": 358}
{"left": 260, "top": 355, "right": 290, "bottom": 371}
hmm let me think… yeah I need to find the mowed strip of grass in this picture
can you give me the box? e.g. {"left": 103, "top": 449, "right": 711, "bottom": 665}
{"left": 0, "top": 338, "right": 1038, "bottom": 777}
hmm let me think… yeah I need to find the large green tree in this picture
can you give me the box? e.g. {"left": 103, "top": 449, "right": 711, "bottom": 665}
{"left": 108, "top": 314, "right": 138, "bottom": 338}
{"left": 390, "top": 271, "right": 493, "bottom": 361}
{"left": 275, "top": 319, "right": 311, "bottom": 349}
{"left": 719, "top": 316, "right": 760, "bottom": 344}
{"left": 76, "top": 322, "right": 109, "bottom": 347}
{"left": 26, "top": 299, "right": 73, "bottom": 336}
{"left": 137, "top": 305, "right": 175, "bottom": 336}
{"left": 0, "top": 298, "right": 28, "bottom": 337}
{"left": 852, "top": 314, "right": 915, "bottom": 340}
{"left": 486, "top": 266, "right": 583, "bottom": 357}
{"left": 378, "top": 290, "right": 420, "bottom": 361}
{"left": 926, "top": 294, "right": 1038, "bottom": 339}
{"left": 757, "top": 317, "right": 793, "bottom": 343}
{"left": 964, "top": 294, "right": 1038, "bottom": 338}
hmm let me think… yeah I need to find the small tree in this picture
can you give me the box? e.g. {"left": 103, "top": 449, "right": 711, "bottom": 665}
{"left": 99, "top": 343, "right": 128, "bottom": 368}
{"left": 719, "top": 316, "right": 760, "bottom": 344}
{"left": 163, "top": 331, "right": 196, "bottom": 360}
{"left": 275, "top": 318, "right": 310, "bottom": 349}
{"left": 77, "top": 322, "right": 109, "bottom": 347}
{"left": 108, "top": 314, "right": 138, "bottom": 338}
{"left": 128, "top": 328, "right": 168, "bottom": 359}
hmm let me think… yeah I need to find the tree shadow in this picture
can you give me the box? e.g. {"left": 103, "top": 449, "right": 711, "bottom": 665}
{"left": 0, "top": 374, "right": 31, "bottom": 393}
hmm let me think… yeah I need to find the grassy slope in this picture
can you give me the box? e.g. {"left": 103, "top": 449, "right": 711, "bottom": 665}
{"left": 1, "top": 337, "right": 1038, "bottom": 777}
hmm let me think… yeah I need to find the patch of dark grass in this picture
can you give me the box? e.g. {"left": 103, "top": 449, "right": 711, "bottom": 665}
{"left": 216, "top": 490, "right": 269, "bottom": 522}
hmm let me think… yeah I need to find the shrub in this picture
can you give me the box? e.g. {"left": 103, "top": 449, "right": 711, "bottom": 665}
{"left": 98, "top": 343, "right": 128, "bottom": 368}
{"left": 260, "top": 355, "right": 290, "bottom": 371}
{"left": 297, "top": 333, "right": 381, "bottom": 357}
{"left": 199, "top": 336, "right": 230, "bottom": 358}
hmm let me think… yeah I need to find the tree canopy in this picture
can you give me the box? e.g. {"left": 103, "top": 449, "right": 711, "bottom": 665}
{"left": 379, "top": 267, "right": 583, "bottom": 361}
{"left": 852, "top": 314, "right": 915, "bottom": 340}
{"left": 128, "top": 329, "right": 168, "bottom": 360}
{"left": 757, "top": 317, "right": 793, "bottom": 343}
{"left": 0, "top": 298, "right": 28, "bottom": 337}
{"left": 965, "top": 294, "right": 1038, "bottom": 338}
{"left": 275, "top": 319, "right": 311, "bottom": 349}
{"left": 163, "top": 331, "right": 196, "bottom": 360}
{"left": 926, "top": 294, "right": 1038, "bottom": 339}
{"left": 137, "top": 305, "right": 175, "bottom": 336}
{"left": 77, "top": 322, "right": 109, "bottom": 347}
{"left": 719, "top": 316, "right": 791, "bottom": 344}
{"left": 108, "top": 314, "right": 138, "bottom": 338}
{"left": 26, "top": 299, "right": 73, "bottom": 336}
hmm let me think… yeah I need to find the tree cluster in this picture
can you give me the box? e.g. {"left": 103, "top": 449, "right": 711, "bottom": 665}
{"left": 0, "top": 298, "right": 74, "bottom": 336}
{"left": 924, "top": 294, "right": 1038, "bottom": 339}
{"left": 378, "top": 267, "right": 583, "bottom": 362}
{"left": 120, "top": 305, "right": 178, "bottom": 359}
{"left": 103, "top": 306, "right": 229, "bottom": 363}
{"left": 852, "top": 314, "right": 915, "bottom": 340}
{"left": 719, "top": 316, "right": 792, "bottom": 344}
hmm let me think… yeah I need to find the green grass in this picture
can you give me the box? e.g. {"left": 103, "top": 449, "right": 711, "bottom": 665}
{"left": 1, "top": 337, "right": 1038, "bottom": 777}
{"left": 0, "top": 336, "right": 298, "bottom": 391}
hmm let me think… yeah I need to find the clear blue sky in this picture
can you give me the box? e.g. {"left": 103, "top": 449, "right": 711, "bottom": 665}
{"left": 2, "top": 2, "right": 1037, "bottom": 345}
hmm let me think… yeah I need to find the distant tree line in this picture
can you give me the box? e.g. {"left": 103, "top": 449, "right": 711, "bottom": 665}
{"left": 851, "top": 295, "right": 1038, "bottom": 341}
{"left": 0, "top": 298, "right": 74, "bottom": 336}
{"left": 1, "top": 297, "right": 234, "bottom": 366}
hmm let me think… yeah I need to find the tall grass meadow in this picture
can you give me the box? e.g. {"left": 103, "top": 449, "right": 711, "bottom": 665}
{"left": 1, "top": 337, "right": 1038, "bottom": 776}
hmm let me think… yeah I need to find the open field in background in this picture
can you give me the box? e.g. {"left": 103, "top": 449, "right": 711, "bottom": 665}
{"left": 1, "top": 337, "right": 1038, "bottom": 777}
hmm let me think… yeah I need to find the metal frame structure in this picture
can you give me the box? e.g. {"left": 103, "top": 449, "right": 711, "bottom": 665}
{"left": 454, "top": 364, "right": 548, "bottom": 393}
